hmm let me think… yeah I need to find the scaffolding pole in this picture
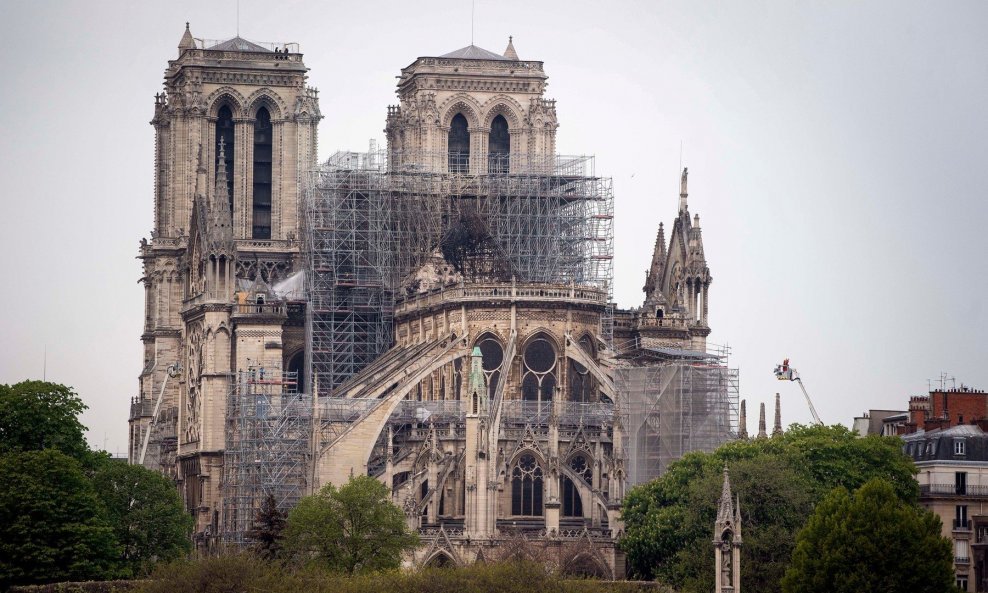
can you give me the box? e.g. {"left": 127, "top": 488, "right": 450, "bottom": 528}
{"left": 222, "top": 369, "right": 311, "bottom": 545}
{"left": 303, "top": 149, "right": 615, "bottom": 398}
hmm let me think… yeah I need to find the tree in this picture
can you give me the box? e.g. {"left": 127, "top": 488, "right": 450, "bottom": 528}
{"left": 247, "top": 494, "right": 287, "bottom": 560}
{"left": 0, "top": 450, "right": 119, "bottom": 588}
{"left": 91, "top": 459, "right": 193, "bottom": 576}
{"left": 0, "top": 380, "right": 90, "bottom": 462}
{"left": 781, "top": 478, "right": 955, "bottom": 593}
{"left": 620, "top": 425, "right": 918, "bottom": 592}
{"left": 284, "top": 475, "right": 419, "bottom": 573}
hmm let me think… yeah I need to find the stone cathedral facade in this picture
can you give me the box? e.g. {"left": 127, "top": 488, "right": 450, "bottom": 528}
{"left": 131, "top": 25, "right": 725, "bottom": 577}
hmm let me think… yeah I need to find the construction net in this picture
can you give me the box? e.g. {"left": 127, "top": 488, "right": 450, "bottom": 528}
{"left": 614, "top": 351, "right": 739, "bottom": 486}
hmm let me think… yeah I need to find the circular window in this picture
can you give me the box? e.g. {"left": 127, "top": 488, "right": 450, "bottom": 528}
{"left": 524, "top": 338, "right": 556, "bottom": 373}
{"left": 478, "top": 337, "right": 503, "bottom": 372}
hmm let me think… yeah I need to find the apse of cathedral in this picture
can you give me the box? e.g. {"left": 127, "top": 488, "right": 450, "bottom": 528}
{"left": 130, "top": 25, "right": 737, "bottom": 577}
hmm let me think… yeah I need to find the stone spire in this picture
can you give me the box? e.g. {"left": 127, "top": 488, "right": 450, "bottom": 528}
{"left": 211, "top": 138, "right": 233, "bottom": 241}
{"left": 714, "top": 466, "right": 742, "bottom": 593}
{"left": 194, "top": 143, "right": 207, "bottom": 200}
{"left": 178, "top": 22, "right": 195, "bottom": 53}
{"left": 503, "top": 36, "right": 519, "bottom": 60}
{"left": 757, "top": 402, "right": 767, "bottom": 438}
{"left": 679, "top": 167, "right": 688, "bottom": 213}
{"left": 468, "top": 346, "right": 487, "bottom": 414}
{"left": 773, "top": 393, "right": 783, "bottom": 437}
{"left": 716, "top": 466, "right": 735, "bottom": 526}
{"left": 738, "top": 399, "right": 748, "bottom": 440}
{"left": 643, "top": 222, "right": 667, "bottom": 300}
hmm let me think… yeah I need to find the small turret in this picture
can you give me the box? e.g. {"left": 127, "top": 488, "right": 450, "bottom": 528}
{"left": 738, "top": 399, "right": 748, "bottom": 440}
{"left": 178, "top": 22, "right": 195, "bottom": 54}
{"left": 773, "top": 393, "right": 783, "bottom": 437}
{"left": 757, "top": 402, "right": 767, "bottom": 439}
{"left": 503, "top": 36, "right": 519, "bottom": 60}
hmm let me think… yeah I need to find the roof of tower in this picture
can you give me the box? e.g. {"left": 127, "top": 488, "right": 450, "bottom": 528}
{"left": 439, "top": 44, "right": 513, "bottom": 61}
{"left": 208, "top": 36, "right": 272, "bottom": 53}
{"left": 503, "top": 36, "right": 519, "bottom": 60}
{"left": 178, "top": 22, "right": 195, "bottom": 50}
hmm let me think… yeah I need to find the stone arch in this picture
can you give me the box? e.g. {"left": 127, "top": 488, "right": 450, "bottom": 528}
{"left": 508, "top": 447, "right": 546, "bottom": 469}
{"left": 481, "top": 96, "right": 525, "bottom": 129}
{"left": 439, "top": 95, "right": 482, "bottom": 128}
{"left": 521, "top": 328, "right": 562, "bottom": 353}
{"left": 424, "top": 549, "right": 457, "bottom": 568}
{"left": 206, "top": 87, "right": 247, "bottom": 118}
{"left": 245, "top": 88, "right": 287, "bottom": 120}
{"left": 560, "top": 550, "right": 612, "bottom": 579}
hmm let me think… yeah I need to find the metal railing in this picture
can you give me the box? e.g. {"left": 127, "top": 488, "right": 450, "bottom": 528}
{"left": 921, "top": 484, "right": 988, "bottom": 497}
{"left": 395, "top": 282, "right": 607, "bottom": 316}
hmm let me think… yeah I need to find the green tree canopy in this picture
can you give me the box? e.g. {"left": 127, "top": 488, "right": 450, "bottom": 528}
{"left": 620, "top": 424, "right": 918, "bottom": 592}
{"left": 0, "top": 380, "right": 90, "bottom": 462}
{"left": 284, "top": 475, "right": 419, "bottom": 574}
{"left": 0, "top": 449, "right": 120, "bottom": 588}
{"left": 91, "top": 459, "right": 193, "bottom": 576}
{"left": 781, "top": 478, "right": 955, "bottom": 593}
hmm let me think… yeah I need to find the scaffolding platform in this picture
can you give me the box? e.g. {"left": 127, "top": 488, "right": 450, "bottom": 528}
{"left": 222, "top": 369, "right": 312, "bottom": 545}
{"left": 303, "top": 149, "right": 614, "bottom": 398}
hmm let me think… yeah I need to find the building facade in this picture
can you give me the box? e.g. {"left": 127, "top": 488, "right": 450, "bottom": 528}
{"left": 131, "top": 28, "right": 737, "bottom": 574}
{"left": 904, "top": 423, "right": 988, "bottom": 592}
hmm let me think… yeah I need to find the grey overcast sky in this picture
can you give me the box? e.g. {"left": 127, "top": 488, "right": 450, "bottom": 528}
{"left": 1, "top": 1, "right": 985, "bottom": 453}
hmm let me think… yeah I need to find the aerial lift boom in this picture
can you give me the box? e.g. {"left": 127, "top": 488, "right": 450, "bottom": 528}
{"left": 773, "top": 358, "right": 823, "bottom": 425}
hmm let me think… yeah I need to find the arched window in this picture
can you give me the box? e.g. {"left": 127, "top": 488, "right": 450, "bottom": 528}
{"left": 476, "top": 334, "right": 504, "bottom": 400}
{"left": 448, "top": 113, "right": 469, "bottom": 173}
{"left": 215, "top": 106, "right": 235, "bottom": 212}
{"left": 252, "top": 107, "right": 273, "bottom": 239}
{"left": 510, "top": 453, "right": 544, "bottom": 516}
{"left": 522, "top": 335, "right": 556, "bottom": 402}
{"left": 569, "top": 335, "right": 595, "bottom": 402}
{"left": 563, "top": 454, "right": 592, "bottom": 517}
{"left": 488, "top": 114, "right": 510, "bottom": 174}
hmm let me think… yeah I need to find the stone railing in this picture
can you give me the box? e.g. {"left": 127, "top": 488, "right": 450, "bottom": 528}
{"left": 395, "top": 282, "right": 607, "bottom": 317}
{"left": 233, "top": 302, "right": 287, "bottom": 317}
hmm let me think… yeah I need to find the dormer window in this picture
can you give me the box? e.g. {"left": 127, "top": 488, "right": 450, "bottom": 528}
{"left": 954, "top": 439, "right": 966, "bottom": 456}
{"left": 256, "top": 294, "right": 265, "bottom": 306}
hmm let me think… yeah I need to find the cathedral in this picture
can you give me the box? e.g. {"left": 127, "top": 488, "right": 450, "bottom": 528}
{"left": 129, "top": 24, "right": 736, "bottom": 577}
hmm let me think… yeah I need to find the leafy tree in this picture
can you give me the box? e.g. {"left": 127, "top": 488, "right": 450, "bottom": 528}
{"left": 620, "top": 424, "right": 917, "bottom": 592}
{"left": 0, "top": 380, "right": 91, "bottom": 462}
{"left": 91, "top": 459, "right": 193, "bottom": 576}
{"left": 0, "top": 450, "right": 119, "bottom": 588}
{"left": 781, "top": 478, "right": 955, "bottom": 593}
{"left": 247, "top": 494, "right": 287, "bottom": 560}
{"left": 284, "top": 475, "right": 419, "bottom": 574}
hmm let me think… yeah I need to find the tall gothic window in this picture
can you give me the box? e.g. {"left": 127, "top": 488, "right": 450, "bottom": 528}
{"left": 252, "top": 107, "right": 273, "bottom": 239}
{"left": 488, "top": 114, "right": 510, "bottom": 174}
{"left": 522, "top": 335, "right": 556, "bottom": 402}
{"left": 511, "top": 454, "right": 544, "bottom": 516}
{"left": 476, "top": 334, "right": 504, "bottom": 400}
{"left": 562, "top": 454, "right": 592, "bottom": 517}
{"left": 215, "top": 105, "right": 235, "bottom": 212}
{"left": 448, "top": 113, "right": 469, "bottom": 173}
{"left": 569, "top": 335, "right": 595, "bottom": 402}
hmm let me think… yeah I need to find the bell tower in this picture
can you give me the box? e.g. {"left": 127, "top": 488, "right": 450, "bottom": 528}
{"left": 132, "top": 23, "right": 322, "bottom": 541}
{"left": 385, "top": 37, "right": 558, "bottom": 173}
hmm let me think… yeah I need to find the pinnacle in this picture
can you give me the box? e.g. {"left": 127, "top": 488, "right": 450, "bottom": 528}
{"left": 503, "top": 36, "right": 519, "bottom": 61}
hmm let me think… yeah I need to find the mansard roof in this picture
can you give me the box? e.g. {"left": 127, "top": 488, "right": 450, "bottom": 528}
{"left": 439, "top": 44, "right": 513, "bottom": 61}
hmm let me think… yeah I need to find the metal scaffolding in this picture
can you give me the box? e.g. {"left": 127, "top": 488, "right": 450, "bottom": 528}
{"left": 303, "top": 149, "right": 614, "bottom": 398}
{"left": 614, "top": 347, "right": 739, "bottom": 486}
{"left": 222, "top": 369, "right": 311, "bottom": 545}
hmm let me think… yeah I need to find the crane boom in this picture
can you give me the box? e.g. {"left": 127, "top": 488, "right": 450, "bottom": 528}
{"left": 794, "top": 377, "right": 823, "bottom": 425}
